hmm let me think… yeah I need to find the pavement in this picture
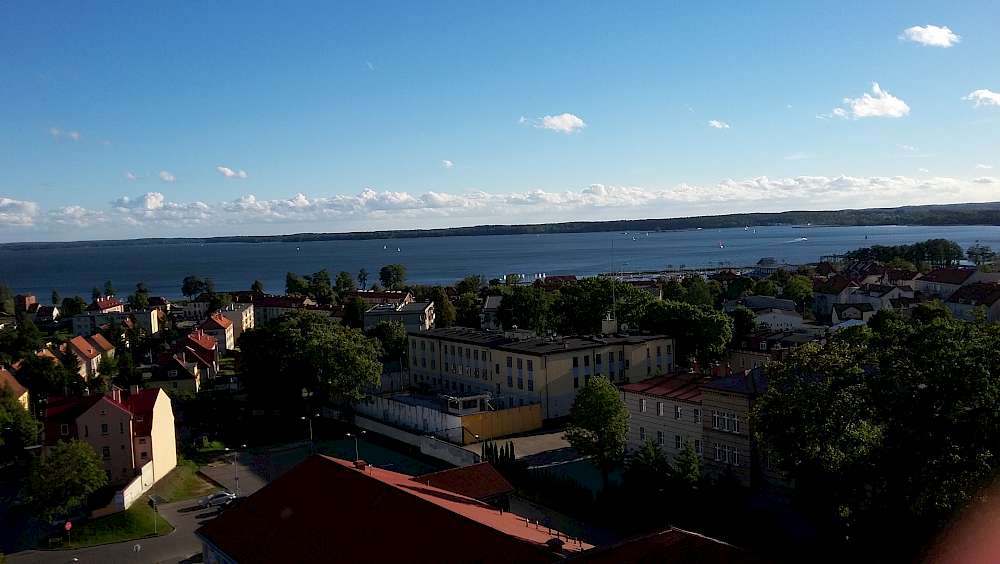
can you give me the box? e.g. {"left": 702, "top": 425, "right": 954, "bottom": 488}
{"left": 199, "top": 456, "right": 268, "bottom": 498}
{"left": 463, "top": 429, "right": 585, "bottom": 468}
{"left": 7, "top": 499, "right": 219, "bottom": 564}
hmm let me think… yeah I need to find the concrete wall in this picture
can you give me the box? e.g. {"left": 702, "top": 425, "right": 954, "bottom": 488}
{"left": 355, "top": 415, "right": 422, "bottom": 447}
{"left": 419, "top": 435, "right": 481, "bottom": 466}
{"left": 355, "top": 395, "right": 462, "bottom": 437}
{"left": 92, "top": 460, "right": 153, "bottom": 518}
{"left": 701, "top": 388, "right": 752, "bottom": 486}
{"left": 460, "top": 404, "right": 542, "bottom": 442}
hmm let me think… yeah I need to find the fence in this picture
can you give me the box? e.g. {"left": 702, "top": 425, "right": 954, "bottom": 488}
{"left": 90, "top": 460, "right": 153, "bottom": 518}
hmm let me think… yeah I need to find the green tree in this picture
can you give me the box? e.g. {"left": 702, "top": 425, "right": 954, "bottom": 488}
{"left": 455, "top": 275, "right": 485, "bottom": 296}
{"left": 624, "top": 439, "right": 671, "bottom": 494}
{"left": 497, "top": 286, "right": 554, "bottom": 333}
{"left": 342, "top": 297, "right": 366, "bottom": 329}
{"left": 0, "top": 386, "right": 39, "bottom": 464}
{"left": 723, "top": 276, "right": 755, "bottom": 301}
{"left": 13, "top": 317, "right": 43, "bottom": 357}
{"left": 781, "top": 274, "right": 814, "bottom": 308}
{"left": 59, "top": 296, "right": 87, "bottom": 317}
{"left": 129, "top": 281, "right": 150, "bottom": 310}
{"left": 367, "top": 320, "right": 407, "bottom": 365}
{"left": 640, "top": 301, "right": 732, "bottom": 369}
{"left": 19, "top": 355, "right": 70, "bottom": 402}
{"left": 103, "top": 280, "right": 116, "bottom": 297}
{"left": 357, "top": 269, "right": 369, "bottom": 290}
{"left": 911, "top": 300, "right": 952, "bottom": 325}
{"left": 752, "top": 279, "right": 779, "bottom": 297}
{"left": 239, "top": 311, "right": 382, "bottom": 409}
{"left": 728, "top": 305, "right": 757, "bottom": 342}
{"left": 181, "top": 275, "right": 206, "bottom": 298}
{"left": 454, "top": 292, "right": 481, "bottom": 328}
{"left": 0, "top": 283, "right": 13, "bottom": 314}
{"left": 26, "top": 440, "right": 108, "bottom": 520}
{"left": 91, "top": 287, "right": 101, "bottom": 301}
{"left": 207, "top": 292, "right": 232, "bottom": 313}
{"left": 681, "top": 276, "right": 716, "bottom": 306}
{"left": 671, "top": 441, "right": 701, "bottom": 489}
{"left": 285, "top": 272, "right": 310, "bottom": 296}
{"left": 251, "top": 279, "right": 265, "bottom": 293}
{"left": 50, "top": 290, "right": 60, "bottom": 306}
{"left": 565, "top": 376, "right": 628, "bottom": 488}
{"left": 885, "top": 257, "right": 916, "bottom": 271}
{"left": 335, "top": 271, "right": 357, "bottom": 296}
{"left": 379, "top": 264, "right": 407, "bottom": 290}
{"left": 967, "top": 243, "right": 996, "bottom": 266}
{"left": 429, "top": 287, "right": 455, "bottom": 328}
{"left": 306, "top": 269, "right": 335, "bottom": 304}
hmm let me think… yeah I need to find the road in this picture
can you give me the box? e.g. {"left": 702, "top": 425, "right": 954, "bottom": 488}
{"left": 7, "top": 500, "right": 218, "bottom": 564}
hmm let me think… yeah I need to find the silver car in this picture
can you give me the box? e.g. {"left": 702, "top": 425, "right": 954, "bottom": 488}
{"left": 198, "top": 491, "right": 236, "bottom": 508}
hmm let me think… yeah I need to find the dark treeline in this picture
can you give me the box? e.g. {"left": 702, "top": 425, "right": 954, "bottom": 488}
{"left": 843, "top": 238, "right": 964, "bottom": 266}
{"left": 5, "top": 201, "right": 1000, "bottom": 250}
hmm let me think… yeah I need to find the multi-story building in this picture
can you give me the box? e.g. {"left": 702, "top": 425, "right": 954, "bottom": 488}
{"left": 346, "top": 290, "right": 414, "bottom": 307}
{"left": 408, "top": 328, "right": 674, "bottom": 419}
{"left": 88, "top": 297, "right": 125, "bottom": 314}
{"left": 200, "top": 313, "right": 235, "bottom": 352}
{"left": 218, "top": 302, "right": 254, "bottom": 342}
{"left": 66, "top": 333, "right": 116, "bottom": 379}
{"left": 44, "top": 387, "right": 177, "bottom": 485}
{"left": 364, "top": 301, "right": 435, "bottom": 333}
{"left": 622, "top": 374, "right": 705, "bottom": 461}
{"left": 73, "top": 309, "right": 159, "bottom": 338}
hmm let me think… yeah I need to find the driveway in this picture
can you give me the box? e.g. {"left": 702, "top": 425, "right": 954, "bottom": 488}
{"left": 7, "top": 499, "right": 220, "bottom": 564}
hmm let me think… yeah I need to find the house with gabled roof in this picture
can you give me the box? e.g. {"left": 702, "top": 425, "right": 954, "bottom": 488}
{"left": 831, "top": 303, "right": 875, "bottom": 325}
{"left": 0, "top": 367, "right": 29, "bottom": 410}
{"left": 199, "top": 313, "right": 234, "bottom": 351}
{"left": 66, "top": 333, "right": 116, "bottom": 379}
{"left": 946, "top": 282, "right": 1000, "bottom": 322}
{"left": 915, "top": 268, "right": 976, "bottom": 299}
{"left": 622, "top": 373, "right": 706, "bottom": 462}
{"left": 88, "top": 297, "right": 125, "bottom": 314}
{"left": 812, "top": 275, "right": 858, "bottom": 319}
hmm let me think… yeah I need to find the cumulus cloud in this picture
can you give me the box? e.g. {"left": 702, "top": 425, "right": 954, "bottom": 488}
{"left": 48, "top": 127, "right": 81, "bottom": 141}
{"left": 442, "top": 160, "right": 454, "bottom": 169}
{"left": 125, "top": 171, "right": 138, "bottom": 181}
{"left": 900, "top": 25, "right": 960, "bottom": 47}
{"left": 964, "top": 89, "right": 1000, "bottom": 108}
{"left": 977, "top": 164, "right": 993, "bottom": 170}
{"left": 528, "top": 113, "right": 586, "bottom": 133}
{"left": 113, "top": 192, "right": 166, "bottom": 210}
{"left": 829, "top": 83, "right": 910, "bottom": 119}
{"left": 0, "top": 198, "right": 39, "bottom": 226}
{"left": 216, "top": 166, "right": 249, "bottom": 179}
{"left": 708, "top": 120, "right": 730, "bottom": 129}
{"left": 159, "top": 170, "right": 176, "bottom": 183}
{"left": 918, "top": 168, "right": 930, "bottom": 173}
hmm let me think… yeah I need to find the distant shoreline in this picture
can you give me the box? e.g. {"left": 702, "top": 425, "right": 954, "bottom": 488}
{"left": 2, "top": 201, "right": 1000, "bottom": 251}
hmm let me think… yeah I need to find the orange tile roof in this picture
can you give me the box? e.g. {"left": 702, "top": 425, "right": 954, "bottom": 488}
{"left": 68, "top": 335, "right": 101, "bottom": 360}
{"left": 88, "top": 333, "right": 115, "bottom": 354}
{"left": 200, "top": 313, "right": 233, "bottom": 330}
{"left": 196, "top": 456, "right": 590, "bottom": 563}
{"left": 0, "top": 368, "right": 27, "bottom": 398}
{"left": 186, "top": 330, "right": 217, "bottom": 352}
{"left": 412, "top": 463, "right": 514, "bottom": 501}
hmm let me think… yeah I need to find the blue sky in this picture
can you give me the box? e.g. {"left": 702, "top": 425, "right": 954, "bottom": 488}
{"left": 1, "top": 1, "right": 998, "bottom": 241}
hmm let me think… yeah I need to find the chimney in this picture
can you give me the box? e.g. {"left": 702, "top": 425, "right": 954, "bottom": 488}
{"left": 130, "top": 384, "right": 141, "bottom": 395}
{"left": 108, "top": 386, "right": 122, "bottom": 404}
{"left": 353, "top": 459, "right": 369, "bottom": 471}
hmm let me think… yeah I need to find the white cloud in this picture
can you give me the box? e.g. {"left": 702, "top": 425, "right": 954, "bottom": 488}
{"left": 125, "top": 171, "right": 138, "bottom": 181}
{"left": 708, "top": 120, "right": 730, "bottom": 129}
{"left": 830, "top": 83, "right": 910, "bottom": 119}
{"left": 900, "top": 144, "right": 918, "bottom": 152}
{"left": 973, "top": 177, "right": 997, "bottom": 184}
{"left": 216, "top": 166, "right": 249, "bottom": 179}
{"left": 530, "top": 113, "right": 586, "bottom": 133}
{"left": 900, "top": 25, "right": 960, "bottom": 47}
{"left": 159, "top": 170, "right": 176, "bottom": 183}
{"left": 113, "top": 192, "right": 166, "bottom": 210}
{"left": 48, "top": 127, "right": 81, "bottom": 141}
{"left": 442, "top": 160, "right": 454, "bottom": 169}
{"left": 784, "top": 152, "right": 809, "bottom": 161}
{"left": 918, "top": 168, "right": 930, "bottom": 173}
{"left": 0, "top": 197, "right": 39, "bottom": 226}
{"left": 964, "top": 89, "right": 1000, "bottom": 108}
{"left": 976, "top": 164, "right": 993, "bottom": 169}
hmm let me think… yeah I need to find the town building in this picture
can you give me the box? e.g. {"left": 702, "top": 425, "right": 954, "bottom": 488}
{"left": 72, "top": 309, "right": 160, "bottom": 338}
{"left": 363, "top": 301, "right": 435, "bottom": 332}
{"left": 571, "top": 527, "right": 763, "bottom": 563}
{"left": 408, "top": 328, "right": 674, "bottom": 419}
{"left": 480, "top": 295, "right": 503, "bottom": 330}
{"left": 812, "top": 275, "right": 858, "bottom": 319}
{"left": 147, "top": 352, "right": 202, "bottom": 394}
{"left": 622, "top": 374, "right": 705, "bottom": 461}
{"left": 66, "top": 333, "right": 116, "bottom": 379}
{"left": 218, "top": 302, "right": 254, "bottom": 342}
{"left": 32, "top": 305, "right": 60, "bottom": 323}
{"left": 914, "top": 268, "right": 976, "bottom": 299}
{"left": 88, "top": 297, "right": 125, "bottom": 314}
{"left": 411, "top": 463, "right": 514, "bottom": 509}
{"left": 0, "top": 367, "right": 29, "bottom": 410}
{"left": 199, "top": 313, "right": 235, "bottom": 351}
{"left": 44, "top": 387, "right": 177, "bottom": 485}
{"left": 346, "top": 289, "right": 415, "bottom": 307}
{"left": 14, "top": 293, "right": 37, "bottom": 313}
{"left": 831, "top": 303, "right": 875, "bottom": 325}
{"left": 945, "top": 282, "right": 1000, "bottom": 322}
{"left": 183, "top": 330, "right": 219, "bottom": 377}
{"left": 196, "top": 455, "right": 590, "bottom": 564}
{"left": 724, "top": 295, "right": 804, "bottom": 331}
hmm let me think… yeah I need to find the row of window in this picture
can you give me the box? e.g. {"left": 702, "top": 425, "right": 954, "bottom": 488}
{"left": 62, "top": 421, "right": 126, "bottom": 437}
{"left": 638, "top": 399, "right": 701, "bottom": 423}
{"left": 712, "top": 411, "right": 741, "bottom": 434}
{"left": 636, "top": 427, "right": 703, "bottom": 455}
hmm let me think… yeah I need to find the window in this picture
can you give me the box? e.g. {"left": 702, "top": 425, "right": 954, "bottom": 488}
{"left": 572, "top": 356, "right": 579, "bottom": 367}
{"left": 60, "top": 424, "right": 69, "bottom": 436}
{"left": 759, "top": 341, "right": 767, "bottom": 351}
{"left": 507, "top": 356, "right": 512, "bottom": 368}
{"left": 657, "top": 431, "right": 664, "bottom": 445}
{"left": 527, "top": 359, "right": 533, "bottom": 372}
{"left": 527, "top": 378, "right": 533, "bottom": 391}
{"left": 657, "top": 402, "right": 664, "bottom": 416}
{"left": 140, "top": 452, "right": 148, "bottom": 460}
{"left": 674, "top": 405, "right": 682, "bottom": 420}
{"left": 714, "top": 443, "right": 722, "bottom": 461}
{"left": 517, "top": 377, "right": 523, "bottom": 390}
{"left": 102, "top": 446, "right": 111, "bottom": 460}
{"left": 574, "top": 376, "right": 579, "bottom": 389}
{"left": 675, "top": 435, "right": 682, "bottom": 449}
{"left": 694, "top": 439, "right": 702, "bottom": 455}
{"left": 516, "top": 358, "right": 522, "bottom": 370}
{"left": 411, "top": 340, "right": 416, "bottom": 350}
{"left": 421, "top": 341, "right": 426, "bottom": 351}
{"left": 595, "top": 353, "right": 602, "bottom": 365}
{"left": 639, "top": 427, "right": 645, "bottom": 441}
{"left": 693, "top": 408, "right": 701, "bottom": 424}
{"left": 584, "top": 356, "right": 590, "bottom": 367}
{"left": 640, "top": 398, "right": 647, "bottom": 413}
{"left": 508, "top": 374, "right": 513, "bottom": 387}
{"left": 101, "top": 423, "right": 109, "bottom": 435}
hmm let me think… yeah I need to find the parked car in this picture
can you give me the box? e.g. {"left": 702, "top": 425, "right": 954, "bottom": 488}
{"left": 198, "top": 491, "right": 236, "bottom": 508}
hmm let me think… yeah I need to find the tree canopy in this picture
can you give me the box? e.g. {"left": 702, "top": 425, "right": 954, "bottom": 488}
{"left": 0, "top": 387, "right": 38, "bottom": 464}
{"left": 379, "top": 264, "right": 407, "bottom": 290}
{"left": 26, "top": 440, "right": 107, "bottom": 520}
{"left": 565, "top": 376, "right": 628, "bottom": 488}
{"left": 844, "top": 238, "right": 964, "bottom": 267}
{"left": 640, "top": 300, "right": 732, "bottom": 369}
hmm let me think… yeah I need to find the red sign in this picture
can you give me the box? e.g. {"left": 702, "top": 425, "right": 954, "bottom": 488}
{"left": 64, "top": 521, "right": 72, "bottom": 532}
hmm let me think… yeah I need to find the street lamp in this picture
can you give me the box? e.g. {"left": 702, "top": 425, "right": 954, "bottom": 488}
{"left": 225, "top": 444, "right": 247, "bottom": 497}
{"left": 345, "top": 431, "right": 366, "bottom": 461}
{"left": 301, "top": 414, "right": 319, "bottom": 453}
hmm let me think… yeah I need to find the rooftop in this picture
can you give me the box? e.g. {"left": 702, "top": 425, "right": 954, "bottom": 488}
{"left": 621, "top": 373, "right": 704, "bottom": 403}
{"left": 920, "top": 268, "right": 976, "bottom": 286}
{"left": 833, "top": 302, "right": 875, "bottom": 314}
{"left": 200, "top": 313, "right": 233, "bottom": 330}
{"left": 702, "top": 368, "right": 768, "bottom": 396}
{"left": 569, "top": 527, "right": 763, "bottom": 563}
{"left": 196, "top": 455, "right": 589, "bottom": 564}
{"left": 412, "top": 463, "right": 514, "bottom": 501}
{"left": 0, "top": 368, "right": 27, "bottom": 398}
{"left": 417, "top": 327, "right": 669, "bottom": 355}
{"left": 947, "top": 282, "right": 1000, "bottom": 307}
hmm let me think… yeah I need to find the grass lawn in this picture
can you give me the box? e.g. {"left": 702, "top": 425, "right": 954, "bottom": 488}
{"left": 149, "top": 459, "right": 218, "bottom": 503}
{"left": 60, "top": 503, "right": 173, "bottom": 549}
{"left": 187, "top": 440, "right": 229, "bottom": 465}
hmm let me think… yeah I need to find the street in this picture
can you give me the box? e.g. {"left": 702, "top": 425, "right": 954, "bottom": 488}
{"left": 7, "top": 500, "right": 217, "bottom": 564}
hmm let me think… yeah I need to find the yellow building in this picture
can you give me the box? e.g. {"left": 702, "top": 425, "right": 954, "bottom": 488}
{"left": 0, "top": 367, "right": 29, "bottom": 410}
{"left": 409, "top": 328, "right": 674, "bottom": 420}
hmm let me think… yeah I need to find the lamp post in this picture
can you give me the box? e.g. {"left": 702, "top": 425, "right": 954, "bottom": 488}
{"left": 225, "top": 444, "right": 247, "bottom": 497}
{"left": 345, "top": 431, "right": 365, "bottom": 461}
{"left": 301, "top": 414, "right": 319, "bottom": 453}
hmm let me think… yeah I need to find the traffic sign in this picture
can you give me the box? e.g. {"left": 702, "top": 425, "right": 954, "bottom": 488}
{"left": 64, "top": 521, "right": 72, "bottom": 532}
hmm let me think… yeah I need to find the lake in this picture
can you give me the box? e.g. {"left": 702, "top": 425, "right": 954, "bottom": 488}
{"left": 2, "top": 224, "right": 1000, "bottom": 299}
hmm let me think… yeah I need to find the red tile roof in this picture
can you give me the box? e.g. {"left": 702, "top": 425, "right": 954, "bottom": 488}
{"left": 68, "top": 335, "right": 101, "bottom": 360}
{"left": 43, "top": 394, "right": 130, "bottom": 444}
{"left": 88, "top": 297, "right": 123, "bottom": 311}
{"left": 569, "top": 527, "right": 764, "bottom": 563}
{"left": 196, "top": 456, "right": 590, "bottom": 564}
{"left": 920, "top": 268, "right": 976, "bottom": 286}
{"left": 0, "top": 368, "right": 27, "bottom": 398}
{"left": 412, "top": 463, "right": 514, "bottom": 501}
{"left": 89, "top": 333, "right": 115, "bottom": 354}
{"left": 200, "top": 313, "right": 233, "bottom": 330}
{"left": 186, "top": 330, "right": 217, "bottom": 352}
{"left": 621, "top": 373, "right": 705, "bottom": 402}
{"left": 812, "top": 274, "right": 856, "bottom": 295}
{"left": 127, "top": 388, "right": 161, "bottom": 436}
{"left": 947, "top": 282, "right": 1000, "bottom": 307}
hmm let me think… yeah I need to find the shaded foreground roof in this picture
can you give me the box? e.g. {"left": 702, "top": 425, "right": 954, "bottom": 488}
{"left": 569, "top": 527, "right": 764, "bottom": 563}
{"left": 412, "top": 462, "right": 514, "bottom": 501}
{"left": 702, "top": 368, "right": 768, "bottom": 396}
{"left": 0, "top": 368, "right": 27, "bottom": 398}
{"left": 621, "top": 373, "right": 705, "bottom": 402}
{"left": 920, "top": 268, "right": 976, "bottom": 286}
{"left": 196, "top": 456, "right": 590, "bottom": 564}
{"left": 947, "top": 282, "right": 1000, "bottom": 307}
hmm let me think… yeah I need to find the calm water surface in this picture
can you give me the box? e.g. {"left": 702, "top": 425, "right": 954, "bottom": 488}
{"left": 2, "top": 225, "right": 1000, "bottom": 299}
